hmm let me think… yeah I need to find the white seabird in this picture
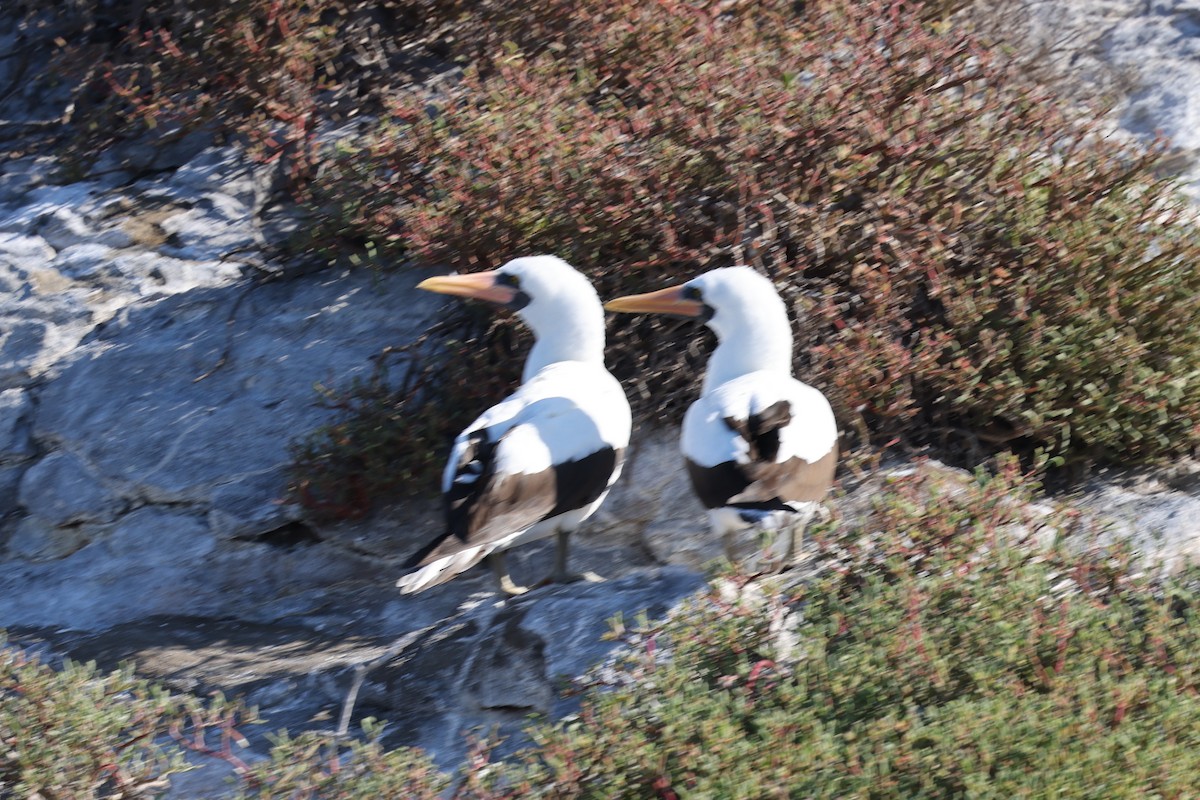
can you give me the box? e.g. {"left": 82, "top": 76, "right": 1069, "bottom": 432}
{"left": 398, "top": 255, "right": 632, "bottom": 595}
{"left": 605, "top": 266, "right": 837, "bottom": 569}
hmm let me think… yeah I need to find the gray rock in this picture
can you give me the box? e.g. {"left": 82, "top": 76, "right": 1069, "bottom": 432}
{"left": 104, "top": 506, "right": 217, "bottom": 566}
{"left": 0, "top": 290, "right": 88, "bottom": 326}
{"left": 53, "top": 243, "right": 117, "bottom": 280}
{"left": 0, "top": 505, "right": 387, "bottom": 630}
{"left": 0, "top": 388, "right": 31, "bottom": 457}
{"left": 85, "top": 124, "right": 218, "bottom": 180}
{"left": 359, "top": 566, "right": 706, "bottom": 767}
{"left": 602, "top": 427, "right": 713, "bottom": 569}
{"left": 1018, "top": 0, "right": 1200, "bottom": 197}
{"left": 0, "top": 387, "right": 31, "bottom": 515}
{"left": 17, "top": 450, "right": 124, "bottom": 528}
{"left": 0, "top": 157, "right": 53, "bottom": 203}
{"left": 0, "top": 464, "right": 24, "bottom": 516}
{"left": 0, "top": 294, "right": 95, "bottom": 389}
{"left": 462, "top": 607, "right": 555, "bottom": 714}
{"left": 520, "top": 566, "right": 704, "bottom": 682}
{"left": 115, "top": 252, "right": 245, "bottom": 295}
{"left": 0, "top": 270, "right": 19, "bottom": 295}
{"left": 53, "top": 248, "right": 245, "bottom": 297}
{"left": 23, "top": 559, "right": 702, "bottom": 776}
{"left": 167, "top": 146, "right": 279, "bottom": 213}
{"left": 3, "top": 514, "right": 96, "bottom": 561}
{"left": 0, "top": 511, "right": 206, "bottom": 627}
{"left": 208, "top": 471, "right": 301, "bottom": 541}
{"left": 135, "top": 146, "right": 280, "bottom": 261}
{"left": 0, "top": 9, "right": 76, "bottom": 129}
{"left": 258, "top": 204, "right": 312, "bottom": 255}
{"left": 1108, "top": 2, "right": 1200, "bottom": 160}
{"left": 0, "top": 231, "right": 56, "bottom": 266}
{"left": 0, "top": 232, "right": 53, "bottom": 294}
{"left": 0, "top": 269, "right": 19, "bottom": 295}
{"left": 0, "top": 319, "right": 51, "bottom": 389}
{"left": 162, "top": 750, "right": 260, "bottom": 800}
{"left": 0, "top": 267, "right": 446, "bottom": 632}
{"left": 32, "top": 269, "right": 440, "bottom": 519}
{"left": 0, "top": 182, "right": 109, "bottom": 235}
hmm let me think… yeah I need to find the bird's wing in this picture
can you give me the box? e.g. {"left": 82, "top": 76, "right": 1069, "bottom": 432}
{"left": 406, "top": 368, "right": 627, "bottom": 569}
{"left": 683, "top": 372, "right": 837, "bottom": 509}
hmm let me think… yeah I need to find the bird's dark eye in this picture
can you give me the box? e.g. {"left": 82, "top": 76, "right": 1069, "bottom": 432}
{"left": 682, "top": 285, "right": 702, "bottom": 301}
{"left": 497, "top": 272, "right": 521, "bottom": 289}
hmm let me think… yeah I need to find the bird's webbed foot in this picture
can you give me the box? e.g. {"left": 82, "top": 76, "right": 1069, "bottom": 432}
{"left": 489, "top": 552, "right": 530, "bottom": 596}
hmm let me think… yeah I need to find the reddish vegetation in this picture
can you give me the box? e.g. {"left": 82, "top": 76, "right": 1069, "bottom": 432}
{"left": 38, "top": 0, "right": 1200, "bottom": 512}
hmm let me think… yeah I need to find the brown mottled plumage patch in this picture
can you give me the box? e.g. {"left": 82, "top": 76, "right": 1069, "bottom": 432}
{"left": 687, "top": 399, "right": 836, "bottom": 510}
{"left": 722, "top": 399, "right": 791, "bottom": 462}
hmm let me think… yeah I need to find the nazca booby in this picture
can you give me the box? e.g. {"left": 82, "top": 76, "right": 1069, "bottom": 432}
{"left": 605, "top": 266, "right": 837, "bottom": 569}
{"left": 398, "top": 256, "right": 631, "bottom": 595}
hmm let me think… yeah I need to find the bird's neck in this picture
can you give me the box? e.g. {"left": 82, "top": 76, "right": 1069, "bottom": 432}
{"left": 523, "top": 315, "right": 606, "bottom": 382}
{"left": 703, "top": 317, "right": 794, "bottom": 393}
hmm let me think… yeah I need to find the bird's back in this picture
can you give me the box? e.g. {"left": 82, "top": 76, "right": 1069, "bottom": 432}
{"left": 682, "top": 370, "right": 837, "bottom": 510}
{"left": 411, "top": 360, "right": 630, "bottom": 568}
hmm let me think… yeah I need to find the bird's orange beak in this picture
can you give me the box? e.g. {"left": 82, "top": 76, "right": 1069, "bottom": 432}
{"left": 604, "top": 285, "right": 704, "bottom": 317}
{"left": 416, "top": 271, "right": 518, "bottom": 305}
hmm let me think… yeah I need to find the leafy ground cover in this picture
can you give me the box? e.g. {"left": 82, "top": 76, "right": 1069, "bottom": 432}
{"left": 5, "top": 462, "right": 1198, "bottom": 797}
{"left": 512, "top": 461, "right": 1200, "bottom": 798}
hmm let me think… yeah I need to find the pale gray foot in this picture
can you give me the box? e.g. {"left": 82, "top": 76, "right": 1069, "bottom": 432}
{"left": 489, "top": 551, "right": 528, "bottom": 596}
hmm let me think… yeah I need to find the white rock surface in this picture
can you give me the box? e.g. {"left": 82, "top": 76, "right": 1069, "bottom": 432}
{"left": 1074, "top": 478, "right": 1200, "bottom": 574}
{"left": 1018, "top": 0, "right": 1200, "bottom": 197}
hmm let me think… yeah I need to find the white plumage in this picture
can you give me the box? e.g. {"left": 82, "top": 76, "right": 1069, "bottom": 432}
{"left": 606, "top": 266, "right": 837, "bottom": 570}
{"left": 399, "top": 256, "right": 631, "bottom": 595}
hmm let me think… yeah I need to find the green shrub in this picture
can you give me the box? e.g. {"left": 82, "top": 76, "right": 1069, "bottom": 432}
{"left": 513, "top": 461, "right": 1200, "bottom": 798}
{"left": 232, "top": 720, "right": 451, "bottom": 799}
{"left": 5, "top": 464, "right": 1198, "bottom": 797}
{"left": 47, "top": 0, "right": 340, "bottom": 184}
{"left": 0, "top": 642, "right": 255, "bottom": 799}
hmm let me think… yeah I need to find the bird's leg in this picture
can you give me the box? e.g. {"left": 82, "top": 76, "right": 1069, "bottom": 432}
{"left": 767, "top": 507, "right": 817, "bottom": 572}
{"left": 723, "top": 530, "right": 738, "bottom": 565}
{"left": 786, "top": 517, "right": 803, "bottom": 564}
{"left": 777, "top": 522, "right": 797, "bottom": 566}
{"left": 554, "top": 530, "right": 571, "bottom": 582}
{"left": 489, "top": 551, "right": 529, "bottom": 596}
{"left": 755, "top": 524, "right": 789, "bottom": 574}
{"left": 787, "top": 505, "right": 822, "bottom": 567}
{"left": 547, "top": 530, "right": 604, "bottom": 585}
